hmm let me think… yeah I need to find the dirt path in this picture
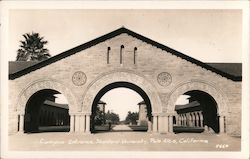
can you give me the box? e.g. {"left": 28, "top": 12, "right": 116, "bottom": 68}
{"left": 112, "top": 124, "right": 132, "bottom": 131}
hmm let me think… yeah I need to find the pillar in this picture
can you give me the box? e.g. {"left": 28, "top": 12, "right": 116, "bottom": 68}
{"left": 177, "top": 115, "right": 180, "bottom": 126}
{"left": 85, "top": 114, "right": 90, "bottom": 133}
{"left": 183, "top": 114, "right": 186, "bottom": 126}
{"left": 191, "top": 113, "right": 194, "bottom": 127}
{"left": 147, "top": 120, "right": 152, "bottom": 132}
{"left": 199, "top": 111, "right": 203, "bottom": 127}
{"left": 19, "top": 114, "right": 24, "bottom": 133}
{"left": 80, "top": 115, "right": 85, "bottom": 132}
{"left": 164, "top": 116, "right": 169, "bottom": 133}
{"left": 70, "top": 115, "right": 75, "bottom": 132}
{"left": 192, "top": 112, "right": 196, "bottom": 127}
{"left": 158, "top": 115, "right": 168, "bottom": 133}
{"left": 204, "top": 125, "right": 209, "bottom": 132}
{"left": 219, "top": 115, "right": 225, "bottom": 133}
{"left": 153, "top": 115, "right": 158, "bottom": 133}
{"left": 188, "top": 113, "right": 192, "bottom": 127}
{"left": 168, "top": 115, "right": 173, "bottom": 133}
{"left": 75, "top": 115, "right": 80, "bottom": 132}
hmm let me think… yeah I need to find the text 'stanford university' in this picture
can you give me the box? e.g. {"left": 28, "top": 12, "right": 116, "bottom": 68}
{"left": 8, "top": 27, "right": 242, "bottom": 136}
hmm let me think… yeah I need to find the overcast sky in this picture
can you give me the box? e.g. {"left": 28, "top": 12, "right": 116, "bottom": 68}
{"left": 10, "top": 9, "right": 242, "bottom": 120}
{"left": 9, "top": 9, "right": 241, "bottom": 62}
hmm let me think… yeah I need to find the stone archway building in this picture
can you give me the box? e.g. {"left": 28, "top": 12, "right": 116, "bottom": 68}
{"left": 9, "top": 27, "right": 242, "bottom": 136}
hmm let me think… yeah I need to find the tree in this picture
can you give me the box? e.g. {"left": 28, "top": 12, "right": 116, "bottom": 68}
{"left": 16, "top": 32, "right": 51, "bottom": 61}
{"left": 125, "top": 111, "right": 139, "bottom": 125}
{"left": 105, "top": 110, "right": 120, "bottom": 124}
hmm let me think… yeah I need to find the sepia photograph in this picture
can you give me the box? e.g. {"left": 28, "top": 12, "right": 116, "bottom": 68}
{"left": 1, "top": 1, "right": 249, "bottom": 159}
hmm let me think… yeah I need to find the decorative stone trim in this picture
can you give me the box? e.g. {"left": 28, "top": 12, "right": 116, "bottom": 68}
{"left": 157, "top": 72, "right": 172, "bottom": 87}
{"left": 16, "top": 79, "right": 77, "bottom": 114}
{"left": 72, "top": 71, "right": 87, "bottom": 86}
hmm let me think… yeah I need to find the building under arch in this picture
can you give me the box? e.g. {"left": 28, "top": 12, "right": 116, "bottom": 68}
{"left": 8, "top": 27, "right": 242, "bottom": 136}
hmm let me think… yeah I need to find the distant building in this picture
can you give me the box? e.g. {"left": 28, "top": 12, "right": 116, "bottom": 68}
{"left": 24, "top": 94, "right": 69, "bottom": 132}
{"left": 38, "top": 99, "right": 69, "bottom": 127}
{"left": 137, "top": 101, "right": 148, "bottom": 126}
{"left": 97, "top": 100, "right": 106, "bottom": 113}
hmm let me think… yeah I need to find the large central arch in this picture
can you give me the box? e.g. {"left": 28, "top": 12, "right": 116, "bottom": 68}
{"left": 82, "top": 70, "right": 162, "bottom": 114}
{"left": 79, "top": 70, "right": 163, "bottom": 133}
{"left": 91, "top": 81, "right": 152, "bottom": 132}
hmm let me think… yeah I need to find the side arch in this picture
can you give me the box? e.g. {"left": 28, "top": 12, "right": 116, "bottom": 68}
{"left": 81, "top": 70, "right": 162, "bottom": 114}
{"left": 16, "top": 79, "right": 77, "bottom": 114}
{"left": 167, "top": 80, "right": 228, "bottom": 116}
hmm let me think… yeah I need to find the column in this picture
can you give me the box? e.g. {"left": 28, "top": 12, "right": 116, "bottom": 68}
{"left": 153, "top": 115, "right": 158, "bottom": 133}
{"left": 158, "top": 115, "right": 168, "bottom": 133}
{"left": 199, "top": 111, "right": 203, "bottom": 127}
{"left": 183, "top": 114, "right": 186, "bottom": 126}
{"left": 168, "top": 115, "right": 173, "bottom": 133}
{"left": 195, "top": 112, "right": 199, "bottom": 127}
{"left": 204, "top": 125, "right": 209, "bottom": 133}
{"left": 176, "top": 115, "right": 179, "bottom": 126}
{"left": 147, "top": 120, "right": 152, "bottom": 132}
{"left": 75, "top": 115, "right": 80, "bottom": 132}
{"left": 192, "top": 112, "right": 196, "bottom": 127}
{"left": 191, "top": 113, "right": 194, "bottom": 127}
{"left": 165, "top": 116, "right": 169, "bottom": 133}
{"left": 85, "top": 114, "right": 91, "bottom": 133}
{"left": 188, "top": 113, "right": 192, "bottom": 127}
{"left": 70, "top": 115, "right": 75, "bottom": 132}
{"left": 19, "top": 114, "right": 24, "bottom": 133}
{"left": 219, "top": 115, "right": 225, "bottom": 133}
{"left": 80, "top": 115, "right": 85, "bottom": 132}
{"left": 191, "top": 112, "right": 194, "bottom": 126}
{"left": 177, "top": 115, "right": 180, "bottom": 126}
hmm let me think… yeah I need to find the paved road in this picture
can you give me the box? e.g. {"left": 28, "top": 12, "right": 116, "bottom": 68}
{"left": 112, "top": 124, "right": 132, "bottom": 131}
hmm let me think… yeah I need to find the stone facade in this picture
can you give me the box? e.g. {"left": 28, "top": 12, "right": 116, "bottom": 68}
{"left": 9, "top": 28, "right": 241, "bottom": 136}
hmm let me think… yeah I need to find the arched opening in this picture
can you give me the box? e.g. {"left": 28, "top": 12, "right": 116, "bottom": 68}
{"left": 24, "top": 89, "right": 70, "bottom": 133}
{"left": 91, "top": 82, "right": 152, "bottom": 133}
{"left": 173, "top": 90, "right": 219, "bottom": 133}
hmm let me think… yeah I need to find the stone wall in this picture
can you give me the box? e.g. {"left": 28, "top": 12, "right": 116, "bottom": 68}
{"left": 9, "top": 33, "right": 241, "bottom": 136}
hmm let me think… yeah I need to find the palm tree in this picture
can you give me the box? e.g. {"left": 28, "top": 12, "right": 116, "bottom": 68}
{"left": 16, "top": 32, "right": 51, "bottom": 61}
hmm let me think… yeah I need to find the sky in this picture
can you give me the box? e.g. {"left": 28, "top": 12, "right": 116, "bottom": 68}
{"left": 9, "top": 9, "right": 242, "bottom": 62}
{"left": 9, "top": 9, "right": 242, "bottom": 120}
{"left": 100, "top": 88, "right": 143, "bottom": 121}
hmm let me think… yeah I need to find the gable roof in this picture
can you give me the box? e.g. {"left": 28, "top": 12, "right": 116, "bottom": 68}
{"left": 98, "top": 100, "right": 106, "bottom": 104}
{"left": 206, "top": 63, "right": 242, "bottom": 77}
{"left": 9, "top": 27, "right": 242, "bottom": 81}
{"left": 43, "top": 100, "right": 69, "bottom": 109}
{"left": 9, "top": 61, "right": 39, "bottom": 75}
{"left": 175, "top": 101, "right": 200, "bottom": 111}
{"left": 9, "top": 61, "right": 242, "bottom": 79}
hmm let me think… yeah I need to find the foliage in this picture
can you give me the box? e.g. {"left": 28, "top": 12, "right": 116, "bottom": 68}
{"left": 125, "top": 111, "right": 139, "bottom": 125}
{"left": 105, "top": 110, "right": 120, "bottom": 124}
{"left": 16, "top": 32, "right": 51, "bottom": 61}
